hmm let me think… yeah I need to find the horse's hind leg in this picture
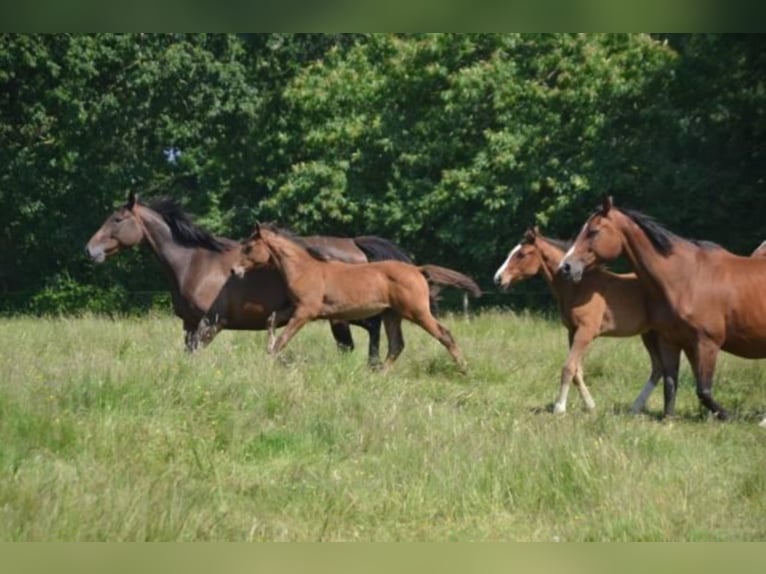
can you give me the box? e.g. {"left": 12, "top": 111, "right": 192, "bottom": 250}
{"left": 381, "top": 310, "right": 404, "bottom": 370}
{"left": 350, "top": 316, "right": 383, "bottom": 367}
{"left": 410, "top": 311, "right": 466, "bottom": 372}
{"left": 555, "top": 328, "right": 595, "bottom": 414}
{"left": 330, "top": 320, "right": 354, "bottom": 353}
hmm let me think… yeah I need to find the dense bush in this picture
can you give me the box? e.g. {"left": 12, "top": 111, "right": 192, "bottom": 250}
{"left": 1, "top": 34, "right": 764, "bottom": 314}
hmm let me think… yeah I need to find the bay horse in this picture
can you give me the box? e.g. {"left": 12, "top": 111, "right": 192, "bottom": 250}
{"left": 85, "top": 191, "right": 412, "bottom": 363}
{"left": 560, "top": 195, "right": 766, "bottom": 422}
{"left": 493, "top": 227, "right": 677, "bottom": 415}
{"left": 231, "top": 223, "right": 481, "bottom": 371}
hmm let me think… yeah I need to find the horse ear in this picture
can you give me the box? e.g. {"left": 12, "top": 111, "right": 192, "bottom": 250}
{"left": 601, "top": 195, "right": 614, "bottom": 214}
{"left": 524, "top": 227, "right": 537, "bottom": 242}
{"left": 127, "top": 190, "right": 137, "bottom": 210}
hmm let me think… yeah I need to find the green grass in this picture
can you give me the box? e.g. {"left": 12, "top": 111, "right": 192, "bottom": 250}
{"left": 0, "top": 311, "right": 764, "bottom": 541}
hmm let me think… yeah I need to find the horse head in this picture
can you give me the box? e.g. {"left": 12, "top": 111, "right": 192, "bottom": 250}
{"left": 493, "top": 225, "right": 544, "bottom": 290}
{"left": 231, "top": 222, "right": 272, "bottom": 278}
{"left": 559, "top": 195, "right": 624, "bottom": 282}
{"left": 85, "top": 190, "right": 145, "bottom": 263}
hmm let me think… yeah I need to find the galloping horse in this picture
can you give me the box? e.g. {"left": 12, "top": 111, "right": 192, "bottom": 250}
{"left": 494, "top": 227, "right": 677, "bottom": 414}
{"left": 85, "top": 191, "right": 412, "bottom": 362}
{"left": 232, "top": 223, "right": 480, "bottom": 371}
{"left": 560, "top": 196, "right": 766, "bottom": 422}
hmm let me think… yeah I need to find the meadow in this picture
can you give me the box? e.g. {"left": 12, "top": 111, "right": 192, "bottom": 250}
{"left": 0, "top": 311, "right": 764, "bottom": 541}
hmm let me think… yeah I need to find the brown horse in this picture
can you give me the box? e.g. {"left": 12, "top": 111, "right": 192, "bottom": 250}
{"left": 232, "top": 223, "right": 480, "bottom": 371}
{"left": 493, "top": 227, "right": 677, "bottom": 414}
{"left": 560, "top": 196, "right": 766, "bottom": 422}
{"left": 85, "top": 191, "right": 413, "bottom": 363}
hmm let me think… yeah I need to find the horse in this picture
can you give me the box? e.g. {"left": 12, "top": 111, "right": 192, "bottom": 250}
{"left": 85, "top": 191, "right": 412, "bottom": 363}
{"left": 560, "top": 195, "right": 766, "bottom": 422}
{"left": 493, "top": 226, "right": 678, "bottom": 415}
{"left": 231, "top": 223, "right": 481, "bottom": 371}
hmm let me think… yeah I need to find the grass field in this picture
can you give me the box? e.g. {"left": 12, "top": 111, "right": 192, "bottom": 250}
{"left": 0, "top": 311, "right": 764, "bottom": 541}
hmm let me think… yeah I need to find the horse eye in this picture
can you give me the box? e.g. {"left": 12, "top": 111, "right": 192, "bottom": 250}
{"left": 586, "top": 228, "right": 599, "bottom": 239}
{"left": 112, "top": 215, "right": 123, "bottom": 223}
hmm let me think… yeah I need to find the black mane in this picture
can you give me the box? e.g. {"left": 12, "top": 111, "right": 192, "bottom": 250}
{"left": 540, "top": 236, "right": 572, "bottom": 252}
{"left": 147, "top": 197, "right": 231, "bottom": 252}
{"left": 620, "top": 207, "right": 721, "bottom": 256}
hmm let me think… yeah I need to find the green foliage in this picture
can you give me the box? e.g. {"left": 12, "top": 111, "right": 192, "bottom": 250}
{"left": 1, "top": 34, "right": 764, "bottom": 313}
{"left": 1, "top": 313, "right": 764, "bottom": 540}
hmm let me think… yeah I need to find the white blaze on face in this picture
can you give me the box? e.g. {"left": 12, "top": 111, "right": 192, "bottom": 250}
{"left": 494, "top": 244, "right": 521, "bottom": 284}
{"left": 558, "top": 222, "right": 587, "bottom": 272}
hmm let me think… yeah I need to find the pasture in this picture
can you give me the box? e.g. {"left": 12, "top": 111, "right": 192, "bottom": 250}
{"left": 0, "top": 311, "right": 764, "bottom": 541}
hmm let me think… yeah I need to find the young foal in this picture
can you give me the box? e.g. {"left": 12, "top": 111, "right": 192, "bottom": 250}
{"left": 232, "top": 224, "right": 477, "bottom": 371}
{"left": 493, "top": 227, "right": 674, "bottom": 414}
{"left": 560, "top": 196, "right": 766, "bottom": 422}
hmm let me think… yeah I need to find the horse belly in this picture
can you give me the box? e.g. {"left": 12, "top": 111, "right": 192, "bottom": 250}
{"left": 721, "top": 331, "right": 766, "bottom": 359}
{"left": 320, "top": 291, "right": 389, "bottom": 321}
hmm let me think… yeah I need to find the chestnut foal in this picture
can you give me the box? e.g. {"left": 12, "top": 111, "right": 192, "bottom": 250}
{"left": 233, "top": 223, "right": 480, "bottom": 371}
{"left": 494, "top": 227, "right": 677, "bottom": 415}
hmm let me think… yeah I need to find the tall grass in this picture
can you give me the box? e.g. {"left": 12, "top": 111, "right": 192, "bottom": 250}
{"left": 0, "top": 312, "right": 764, "bottom": 541}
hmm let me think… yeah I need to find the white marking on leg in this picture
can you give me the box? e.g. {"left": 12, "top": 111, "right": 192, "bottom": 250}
{"left": 759, "top": 416, "right": 766, "bottom": 429}
{"left": 631, "top": 377, "right": 657, "bottom": 414}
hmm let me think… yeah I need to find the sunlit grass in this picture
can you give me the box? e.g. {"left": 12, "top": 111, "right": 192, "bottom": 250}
{"left": 0, "top": 312, "right": 764, "bottom": 540}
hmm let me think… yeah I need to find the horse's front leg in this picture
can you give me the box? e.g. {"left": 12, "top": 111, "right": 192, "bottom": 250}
{"left": 266, "top": 307, "right": 295, "bottom": 354}
{"left": 631, "top": 331, "right": 663, "bottom": 414}
{"left": 269, "top": 312, "right": 311, "bottom": 356}
{"left": 554, "top": 328, "right": 595, "bottom": 414}
{"left": 686, "top": 338, "right": 728, "bottom": 421}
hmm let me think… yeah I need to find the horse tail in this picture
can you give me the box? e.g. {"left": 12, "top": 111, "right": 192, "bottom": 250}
{"left": 354, "top": 236, "right": 414, "bottom": 263}
{"left": 418, "top": 265, "right": 482, "bottom": 298}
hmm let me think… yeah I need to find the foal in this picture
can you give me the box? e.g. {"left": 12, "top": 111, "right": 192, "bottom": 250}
{"left": 233, "top": 224, "right": 475, "bottom": 370}
{"left": 494, "top": 227, "right": 675, "bottom": 414}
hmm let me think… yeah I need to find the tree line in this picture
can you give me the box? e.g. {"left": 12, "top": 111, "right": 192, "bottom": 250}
{"left": 1, "top": 33, "right": 764, "bottom": 313}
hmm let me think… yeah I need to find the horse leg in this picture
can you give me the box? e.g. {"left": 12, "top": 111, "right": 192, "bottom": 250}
{"left": 269, "top": 312, "right": 311, "bottom": 356}
{"left": 365, "top": 315, "right": 383, "bottom": 367}
{"left": 686, "top": 339, "right": 729, "bottom": 421}
{"left": 410, "top": 311, "right": 466, "bottom": 372}
{"left": 330, "top": 320, "right": 355, "bottom": 353}
{"left": 554, "top": 329, "right": 594, "bottom": 414}
{"left": 267, "top": 307, "right": 297, "bottom": 354}
{"left": 349, "top": 316, "right": 383, "bottom": 367}
{"left": 381, "top": 311, "right": 405, "bottom": 370}
{"left": 573, "top": 361, "right": 596, "bottom": 412}
{"left": 659, "top": 339, "right": 681, "bottom": 419}
{"left": 631, "top": 331, "right": 663, "bottom": 414}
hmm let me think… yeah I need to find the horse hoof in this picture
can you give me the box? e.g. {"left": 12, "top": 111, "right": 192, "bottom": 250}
{"left": 759, "top": 418, "right": 766, "bottom": 429}
{"left": 552, "top": 403, "right": 566, "bottom": 415}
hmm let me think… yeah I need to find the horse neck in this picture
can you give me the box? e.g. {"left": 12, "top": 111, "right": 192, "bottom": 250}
{"left": 263, "top": 233, "right": 317, "bottom": 282}
{"left": 535, "top": 238, "right": 569, "bottom": 299}
{"left": 612, "top": 210, "right": 689, "bottom": 301}
{"left": 133, "top": 205, "right": 195, "bottom": 288}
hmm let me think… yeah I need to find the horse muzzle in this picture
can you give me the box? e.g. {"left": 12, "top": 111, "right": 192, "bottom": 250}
{"left": 85, "top": 245, "right": 106, "bottom": 264}
{"left": 559, "top": 260, "right": 583, "bottom": 283}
